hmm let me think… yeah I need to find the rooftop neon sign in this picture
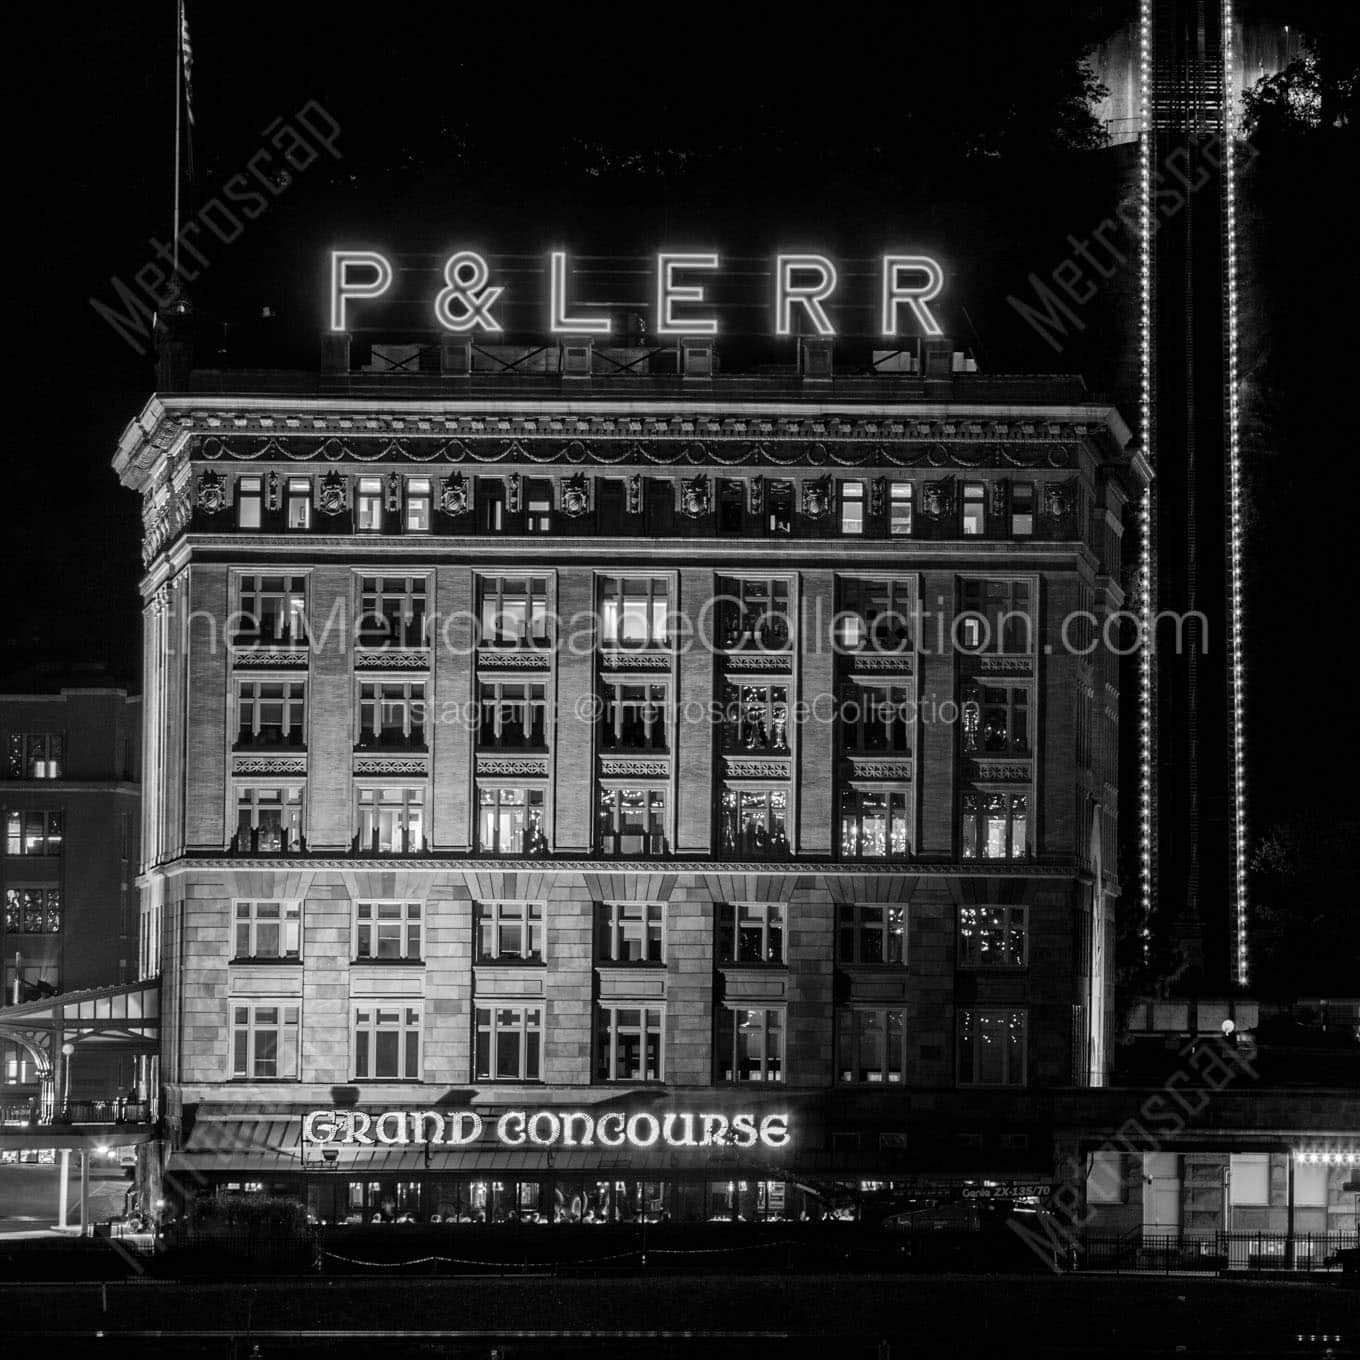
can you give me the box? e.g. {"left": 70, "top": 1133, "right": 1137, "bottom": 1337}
{"left": 328, "top": 249, "right": 945, "bottom": 339}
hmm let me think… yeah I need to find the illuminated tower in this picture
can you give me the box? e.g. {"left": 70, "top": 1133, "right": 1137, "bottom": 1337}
{"left": 1139, "top": 0, "right": 1248, "bottom": 989}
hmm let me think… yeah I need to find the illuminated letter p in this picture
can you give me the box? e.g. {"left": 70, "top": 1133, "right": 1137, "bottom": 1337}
{"left": 330, "top": 249, "right": 393, "bottom": 332}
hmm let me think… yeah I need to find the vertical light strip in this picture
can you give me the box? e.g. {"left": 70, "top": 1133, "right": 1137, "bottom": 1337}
{"left": 1222, "top": 0, "right": 1249, "bottom": 986}
{"left": 1137, "top": 0, "right": 1155, "bottom": 962}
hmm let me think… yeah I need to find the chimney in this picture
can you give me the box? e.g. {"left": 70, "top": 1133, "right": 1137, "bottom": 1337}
{"left": 680, "top": 337, "right": 716, "bottom": 380}
{"left": 321, "top": 331, "right": 351, "bottom": 375}
{"left": 799, "top": 336, "right": 833, "bottom": 383}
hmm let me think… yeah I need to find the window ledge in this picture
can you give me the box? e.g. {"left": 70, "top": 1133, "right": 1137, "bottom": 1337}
{"left": 229, "top": 957, "right": 302, "bottom": 966}
{"left": 350, "top": 957, "right": 426, "bottom": 967}
{"left": 595, "top": 960, "right": 667, "bottom": 969}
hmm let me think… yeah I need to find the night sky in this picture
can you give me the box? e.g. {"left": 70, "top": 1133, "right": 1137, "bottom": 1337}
{"left": 6, "top": 4, "right": 1357, "bottom": 955}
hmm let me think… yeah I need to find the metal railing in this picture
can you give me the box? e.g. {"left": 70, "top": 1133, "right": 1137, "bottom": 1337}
{"left": 1079, "top": 1230, "right": 1358, "bottom": 1274}
{"left": 1, "top": 1099, "right": 152, "bottom": 1127}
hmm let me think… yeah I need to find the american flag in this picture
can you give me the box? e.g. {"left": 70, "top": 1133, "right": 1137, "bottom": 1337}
{"left": 180, "top": 1, "right": 195, "bottom": 127}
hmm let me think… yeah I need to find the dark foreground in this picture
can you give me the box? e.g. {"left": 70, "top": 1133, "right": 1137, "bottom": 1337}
{"left": 1, "top": 1274, "right": 1356, "bottom": 1359}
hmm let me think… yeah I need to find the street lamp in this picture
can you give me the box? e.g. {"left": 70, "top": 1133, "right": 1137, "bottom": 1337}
{"left": 60, "top": 1042, "right": 75, "bottom": 1118}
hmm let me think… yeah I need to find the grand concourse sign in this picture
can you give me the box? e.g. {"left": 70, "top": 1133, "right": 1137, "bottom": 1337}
{"left": 303, "top": 1108, "right": 792, "bottom": 1151}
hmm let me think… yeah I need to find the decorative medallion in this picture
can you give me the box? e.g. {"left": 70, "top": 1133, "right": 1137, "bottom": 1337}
{"left": 440, "top": 472, "right": 469, "bottom": 516}
{"left": 626, "top": 473, "right": 643, "bottom": 516}
{"left": 507, "top": 472, "right": 522, "bottom": 514}
{"left": 1045, "top": 482, "right": 1075, "bottom": 521}
{"left": 386, "top": 471, "right": 401, "bottom": 512}
{"left": 802, "top": 475, "right": 832, "bottom": 520}
{"left": 749, "top": 476, "right": 764, "bottom": 516}
{"left": 196, "top": 470, "right": 227, "bottom": 515}
{"left": 680, "top": 474, "right": 709, "bottom": 518}
{"left": 870, "top": 476, "right": 886, "bottom": 519}
{"left": 562, "top": 473, "right": 590, "bottom": 518}
{"left": 922, "top": 479, "right": 952, "bottom": 521}
{"left": 318, "top": 471, "right": 348, "bottom": 516}
{"left": 266, "top": 470, "right": 281, "bottom": 512}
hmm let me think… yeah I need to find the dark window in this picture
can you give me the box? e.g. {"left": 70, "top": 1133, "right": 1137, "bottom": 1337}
{"left": 768, "top": 481, "right": 794, "bottom": 535}
{"left": 718, "top": 480, "right": 744, "bottom": 535}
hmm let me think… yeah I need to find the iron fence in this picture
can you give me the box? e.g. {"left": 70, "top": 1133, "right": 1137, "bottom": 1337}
{"left": 1079, "top": 1230, "right": 1358, "bottom": 1273}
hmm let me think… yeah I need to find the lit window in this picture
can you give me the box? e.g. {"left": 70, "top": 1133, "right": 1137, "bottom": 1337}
{"left": 5, "top": 734, "right": 64, "bottom": 780}
{"left": 889, "top": 482, "right": 913, "bottom": 536}
{"left": 357, "top": 682, "right": 426, "bottom": 749}
{"left": 477, "top": 786, "right": 547, "bottom": 855}
{"left": 234, "top": 786, "right": 304, "bottom": 854}
{"left": 958, "top": 906, "right": 1028, "bottom": 968}
{"left": 596, "top": 902, "right": 665, "bottom": 963}
{"left": 957, "top": 579, "right": 1032, "bottom": 654}
{"left": 356, "top": 476, "right": 383, "bottom": 532}
{"left": 1011, "top": 483, "right": 1035, "bottom": 536}
{"left": 478, "top": 576, "right": 550, "bottom": 647}
{"left": 840, "top": 788, "right": 910, "bottom": 860}
{"left": 475, "top": 902, "right": 544, "bottom": 963}
{"left": 836, "top": 904, "right": 906, "bottom": 964}
{"left": 962, "top": 482, "right": 985, "bottom": 535}
{"left": 353, "top": 1005, "right": 421, "bottom": 1080}
{"left": 716, "top": 903, "right": 785, "bottom": 965}
{"left": 5, "top": 810, "right": 63, "bottom": 856}
{"left": 836, "top": 578, "right": 914, "bottom": 652}
{"left": 719, "top": 788, "right": 789, "bottom": 859}
{"left": 236, "top": 681, "right": 305, "bottom": 748}
{"left": 767, "top": 481, "right": 794, "bottom": 535}
{"left": 837, "top": 1009, "right": 905, "bottom": 1083}
{"left": 232, "top": 1003, "right": 300, "bottom": 1079}
{"left": 474, "top": 1005, "right": 541, "bottom": 1081}
{"left": 237, "top": 476, "right": 263, "bottom": 529}
{"left": 957, "top": 1008, "right": 1027, "bottom": 1086}
{"left": 597, "top": 788, "right": 668, "bottom": 857}
{"left": 600, "top": 683, "right": 667, "bottom": 751}
{"left": 717, "top": 1007, "right": 784, "bottom": 1082}
{"left": 359, "top": 576, "right": 428, "bottom": 648}
{"left": 406, "top": 478, "right": 431, "bottom": 532}
{"left": 596, "top": 1006, "right": 664, "bottom": 1081}
{"left": 236, "top": 575, "right": 307, "bottom": 645}
{"left": 3, "top": 1040, "right": 37, "bottom": 1084}
{"left": 3, "top": 888, "right": 62, "bottom": 934}
{"left": 840, "top": 481, "right": 865, "bottom": 535}
{"left": 479, "top": 682, "right": 548, "bottom": 749}
{"left": 233, "top": 900, "right": 300, "bottom": 959}
{"left": 525, "top": 478, "right": 552, "bottom": 533}
{"left": 287, "top": 478, "right": 311, "bottom": 530}
{"left": 601, "top": 577, "right": 670, "bottom": 648}
{"left": 356, "top": 786, "right": 425, "bottom": 855}
{"left": 354, "top": 901, "right": 422, "bottom": 960}
{"left": 720, "top": 684, "right": 789, "bottom": 754}
{"left": 961, "top": 792, "right": 1028, "bottom": 861}
{"left": 960, "top": 685, "right": 1029, "bottom": 754}
{"left": 714, "top": 576, "right": 792, "bottom": 650}
{"left": 481, "top": 479, "right": 505, "bottom": 532}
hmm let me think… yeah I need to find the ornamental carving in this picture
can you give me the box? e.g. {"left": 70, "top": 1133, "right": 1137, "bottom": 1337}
{"left": 990, "top": 479, "right": 1008, "bottom": 517}
{"left": 354, "top": 757, "right": 429, "bottom": 776}
{"left": 233, "top": 757, "right": 307, "bottom": 776}
{"left": 849, "top": 655, "right": 914, "bottom": 674}
{"left": 1045, "top": 481, "right": 1076, "bottom": 521}
{"left": 922, "top": 479, "right": 952, "bottom": 521}
{"left": 561, "top": 473, "right": 590, "bottom": 518}
{"left": 476, "top": 650, "right": 552, "bottom": 671}
{"left": 976, "top": 657, "right": 1033, "bottom": 675}
{"left": 802, "top": 475, "right": 832, "bottom": 520}
{"left": 748, "top": 477, "right": 764, "bottom": 516}
{"left": 680, "top": 474, "right": 709, "bottom": 518}
{"left": 266, "top": 470, "right": 282, "bottom": 511}
{"left": 869, "top": 476, "right": 886, "bottom": 519}
{"left": 232, "top": 648, "right": 310, "bottom": 668}
{"left": 386, "top": 471, "right": 401, "bottom": 512}
{"left": 196, "top": 470, "right": 227, "bottom": 514}
{"left": 599, "top": 651, "right": 672, "bottom": 673}
{"left": 723, "top": 653, "right": 793, "bottom": 673}
{"left": 354, "top": 649, "right": 429, "bottom": 670}
{"left": 847, "top": 760, "right": 913, "bottom": 780}
{"left": 722, "top": 758, "right": 792, "bottom": 779}
{"left": 966, "top": 761, "right": 1032, "bottom": 783}
{"left": 507, "top": 473, "right": 522, "bottom": 514}
{"left": 475, "top": 757, "right": 549, "bottom": 777}
{"left": 318, "top": 472, "right": 348, "bottom": 516}
{"left": 599, "top": 759, "right": 670, "bottom": 777}
{"left": 440, "top": 473, "right": 469, "bottom": 516}
{"left": 626, "top": 474, "right": 643, "bottom": 515}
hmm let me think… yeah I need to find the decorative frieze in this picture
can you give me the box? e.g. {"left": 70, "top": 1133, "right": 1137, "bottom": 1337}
{"left": 599, "top": 758, "right": 670, "bottom": 778}
{"left": 475, "top": 756, "right": 549, "bottom": 777}
{"left": 965, "top": 760, "right": 1033, "bottom": 783}
{"left": 233, "top": 648, "right": 310, "bottom": 669}
{"left": 599, "top": 651, "right": 673, "bottom": 674}
{"left": 476, "top": 650, "right": 552, "bottom": 671}
{"left": 354, "top": 649, "right": 430, "bottom": 671}
{"left": 354, "top": 756, "right": 430, "bottom": 776}
{"left": 233, "top": 756, "right": 308, "bottom": 776}
{"left": 722, "top": 757, "right": 793, "bottom": 780}
{"left": 976, "top": 656, "right": 1034, "bottom": 676}
{"left": 845, "top": 759, "right": 913, "bottom": 780}
{"left": 722, "top": 652, "right": 794, "bottom": 674}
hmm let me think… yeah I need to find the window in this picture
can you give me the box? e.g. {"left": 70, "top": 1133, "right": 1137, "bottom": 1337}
{"left": 357, "top": 786, "right": 425, "bottom": 854}
{"left": 837, "top": 1009, "right": 905, "bottom": 1083}
{"left": 474, "top": 1005, "right": 541, "bottom": 1080}
{"left": 479, "top": 576, "right": 550, "bottom": 647}
{"left": 477, "top": 786, "right": 547, "bottom": 855}
{"left": 600, "top": 683, "right": 667, "bottom": 751}
{"left": 233, "top": 900, "right": 300, "bottom": 959}
{"left": 481, "top": 479, "right": 505, "bottom": 531}
{"left": 961, "top": 792, "right": 1029, "bottom": 861}
{"left": 6, "top": 810, "right": 63, "bottom": 856}
{"left": 720, "top": 788, "right": 789, "bottom": 858}
{"left": 406, "top": 477, "right": 431, "bottom": 532}
{"left": 720, "top": 683, "right": 789, "bottom": 753}
{"left": 601, "top": 576, "right": 670, "bottom": 648}
{"left": 962, "top": 482, "right": 985, "bottom": 535}
{"left": 356, "top": 476, "right": 383, "bottom": 531}
{"left": 3, "top": 1041, "right": 37, "bottom": 1085}
{"left": 889, "top": 481, "right": 913, "bottom": 536}
{"left": 957, "top": 579, "right": 1033, "bottom": 654}
{"left": 525, "top": 478, "right": 552, "bottom": 533}
{"left": 1228, "top": 1154, "right": 1271, "bottom": 1206}
{"left": 359, "top": 576, "right": 428, "bottom": 648}
{"left": 717, "top": 480, "right": 744, "bottom": 534}
{"left": 714, "top": 576, "right": 791, "bottom": 650}
{"left": 836, "top": 578, "right": 914, "bottom": 652}
{"left": 237, "top": 475, "right": 263, "bottom": 529}
{"left": 479, "top": 682, "right": 548, "bottom": 749}
{"left": 355, "top": 902, "right": 422, "bottom": 960}
{"left": 476, "top": 902, "right": 544, "bottom": 963}
{"left": 596, "top": 902, "right": 665, "bottom": 963}
{"left": 767, "top": 480, "right": 793, "bottom": 535}
{"left": 841, "top": 684, "right": 911, "bottom": 753}
{"left": 357, "top": 682, "right": 426, "bottom": 748}
{"left": 716, "top": 903, "right": 785, "bottom": 965}
{"left": 1086, "top": 1151, "right": 1125, "bottom": 1204}
{"left": 1011, "top": 483, "right": 1035, "bottom": 536}
{"left": 236, "top": 681, "right": 305, "bottom": 748}
{"left": 597, "top": 788, "right": 668, "bottom": 856}
{"left": 957, "top": 1008, "right": 1027, "bottom": 1086}
{"left": 234, "top": 786, "right": 303, "bottom": 853}
{"left": 353, "top": 1005, "right": 421, "bottom": 1080}
{"left": 958, "top": 905, "right": 1028, "bottom": 968}
{"left": 717, "top": 1007, "right": 784, "bottom": 1082}
{"left": 840, "top": 480, "right": 865, "bottom": 534}
{"left": 4, "top": 888, "right": 62, "bottom": 934}
{"left": 231, "top": 1003, "right": 299, "bottom": 1079}
{"left": 596, "top": 1006, "right": 664, "bottom": 1081}
{"left": 287, "top": 478, "right": 311, "bottom": 530}
{"left": 837, "top": 904, "right": 906, "bottom": 964}
{"left": 237, "top": 575, "right": 307, "bottom": 645}
{"left": 961, "top": 685, "right": 1030, "bottom": 754}
{"left": 6, "top": 734, "right": 63, "bottom": 780}
{"left": 840, "top": 788, "right": 910, "bottom": 859}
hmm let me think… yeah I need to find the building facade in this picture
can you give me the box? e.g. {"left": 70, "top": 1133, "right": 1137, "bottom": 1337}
{"left": 114, "top": 341, "right": 1142, "bottom": 1224}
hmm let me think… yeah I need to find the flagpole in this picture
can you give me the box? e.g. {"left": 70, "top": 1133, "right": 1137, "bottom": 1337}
{"left": 173, "top": 0, "right": 183, "bottom": 281}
